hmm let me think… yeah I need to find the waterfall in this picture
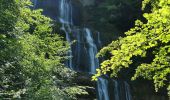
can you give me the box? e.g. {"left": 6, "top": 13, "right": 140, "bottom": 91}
{"left": 113, "top": 80, "right": 120, "bottom": 100}
{"left": 97, "top": 78, "right": 132, "bottom": 100}
{"left": 59, "top": 0, "right": 73, "bottom": 68}
{"left": 124, "top": 82, "right": 132, "bottom": 100}
{"left": 58, "top": 0, "right": 99, "bottom": 73}
{"left": 84, "top": 28, "right": 99, "bottom": 74}
{"left": 32, "top": 0, "right": 133, "bottom": 100}
{"left": 59, "top": 0, "right": 73, "bottom": 25}
{"left": 97, "top": 77, "right": 110, "bottom": 100}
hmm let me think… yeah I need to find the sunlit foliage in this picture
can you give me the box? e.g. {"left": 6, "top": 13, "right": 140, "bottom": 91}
{"left": 93, "top": 0, "right": 170, "bottom": 97}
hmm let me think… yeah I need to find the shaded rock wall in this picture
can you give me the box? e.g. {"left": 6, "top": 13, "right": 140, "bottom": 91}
{"left": 79, "top": 0, "right": 95, "bottom": 6}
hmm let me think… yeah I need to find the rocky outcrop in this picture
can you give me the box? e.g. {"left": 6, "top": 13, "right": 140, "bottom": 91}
{"left": 75, "top": 72, "right": 97, "bottom": 100}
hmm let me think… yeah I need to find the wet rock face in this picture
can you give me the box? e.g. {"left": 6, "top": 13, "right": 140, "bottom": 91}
{"left": 31, "top": 0, "right": 60, "bottom": 20}
{"left": 71, "top": 0, "right": 83, "bottom": 26}
{"left": 131, "top": 82, "right": 169, "bottom": 100}
{"left": 75, "top": 73, "right": 97, "bottom": 99}
{"left": 79, "top": 0, "right": 95, "bottom": 6}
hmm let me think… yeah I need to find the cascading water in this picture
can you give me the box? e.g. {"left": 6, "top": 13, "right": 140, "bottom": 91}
{"left": 58, "top": 0, "right": 99, "bottom": 73}
{"left": 97, "top": 78, "right": 132, "bottom": 100}
{"left": 59, "top": 0, "right": 73, "bottom": 68}
{"left": 97, "top": 77, "right": 110, "bottom": 100}
{"left": 113, "top": 80, "right": 120, "bottom": 100}
{"left": 32, "top": 0, "right": 133, "bottom": 100}
{"left": 124, "top": 82, "right": 132, "bottom": 100}
{"left": 84, "top": 28, "right": 99, "bottom": 74}
{"left": 59, "top": 0, "right": 73, "bottom": 25}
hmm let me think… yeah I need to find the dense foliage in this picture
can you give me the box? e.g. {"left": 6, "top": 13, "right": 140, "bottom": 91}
{"left": 0, "top": 0, "right": 87, "bottom": 99}
{"left": 0, "top": 0, "right": 19, "bottom": 32}
{"left": 93, "top": 0, "right": 170, "bottom": 98}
